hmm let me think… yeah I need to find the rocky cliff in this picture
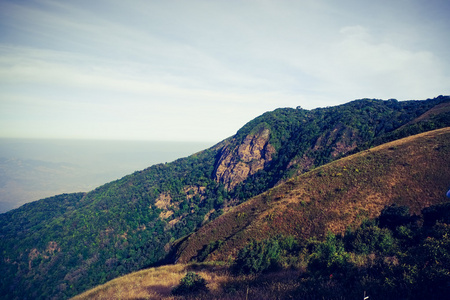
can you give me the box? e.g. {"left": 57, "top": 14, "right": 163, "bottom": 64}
{"left": 214, "top": 128, "right": 276, "bottom": 190}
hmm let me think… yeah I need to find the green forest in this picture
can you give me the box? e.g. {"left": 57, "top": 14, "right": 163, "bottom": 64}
{"left": 1, "top": 96, "right": 450, "bottom": 299}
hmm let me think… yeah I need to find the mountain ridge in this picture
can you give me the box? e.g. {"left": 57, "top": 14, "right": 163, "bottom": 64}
{"left": 1, "top": 96, "right": 449, "bottom": 299}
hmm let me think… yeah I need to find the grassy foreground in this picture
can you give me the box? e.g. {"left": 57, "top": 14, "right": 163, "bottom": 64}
{"left": 71, "top": 262, "right": 301, "bottom": 300}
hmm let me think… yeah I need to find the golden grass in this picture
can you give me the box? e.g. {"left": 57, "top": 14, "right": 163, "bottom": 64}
{"left": 72, "top": 262, "right": 302, "bottom": 300}
{"left": 71, "top": 264, "right": 183, "bottom": 300}
{"left": 71, "top": 263, "right": 236, "bottom": 300}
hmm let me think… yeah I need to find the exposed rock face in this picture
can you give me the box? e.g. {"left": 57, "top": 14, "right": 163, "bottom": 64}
{"left": 184, "top": 185, "right": 206, "bottom": 200}
{"left": 154, "top": 192, "right": 174, "bottom": 220}
{"left": 154, "top": 192, "right": 172, "bottom": 210}
{"left": 214, "top": 128, "right": 275, "bottom": 190}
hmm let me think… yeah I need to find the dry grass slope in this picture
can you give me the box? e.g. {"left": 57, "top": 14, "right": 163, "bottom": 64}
{"left": 71, "top": 262, "right": 300, "bottom": 300}
{"left": 177, "top": 127, "right": 450, "bottom": 263}
{"left": 71, "top": 264, "right": 185, "bottom": 300}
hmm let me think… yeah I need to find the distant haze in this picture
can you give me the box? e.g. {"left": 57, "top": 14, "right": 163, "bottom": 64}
{"left": 1, "top": 0, "right": 449, "bottom": 142}
{"left": 0, "top": 139, "right": 212, "bottom": 213}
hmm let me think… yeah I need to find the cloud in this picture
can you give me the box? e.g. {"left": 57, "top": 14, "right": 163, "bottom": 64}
{"left": 0, "top": 1, "right": 449, "bottom": 141}
{"left": 294, "top": 25, "right": 449, "bottom": 100}
{"left": 0, "top": 45, "right": 281, "bottom": 105}
{"left": 0, "top": 44, "right": 298, "bottom": 141}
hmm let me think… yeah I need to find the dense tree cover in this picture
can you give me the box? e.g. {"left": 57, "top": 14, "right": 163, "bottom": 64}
{"left": 230, "top": 96, "right": 450, "bottom": 200}
{"left": 0, "top": 96, "right": 449, "bottom": 299}
{"left": 233, "top": 202, "right": 450, "bottom": 299}
{"left": 371, "top": 96, "right": 450, "bottom": 148}
{"left": 233, "top": 238, "right": 282, "bottom": 274}
{"left": 0, "top": 150, "right": 220, "bottom": 300}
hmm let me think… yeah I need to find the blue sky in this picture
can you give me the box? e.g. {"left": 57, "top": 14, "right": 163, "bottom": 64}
{"left": 1, "top": 0, "right": 449, "bottom": 142}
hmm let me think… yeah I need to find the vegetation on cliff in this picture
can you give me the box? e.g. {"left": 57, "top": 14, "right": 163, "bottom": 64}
{"left": 1, "top": 96, "right": 449, "bottom": 299}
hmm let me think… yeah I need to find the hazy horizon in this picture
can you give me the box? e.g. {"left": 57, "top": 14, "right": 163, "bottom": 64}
{"left": 0, "top": 138, "right": 212, "bottom": 213}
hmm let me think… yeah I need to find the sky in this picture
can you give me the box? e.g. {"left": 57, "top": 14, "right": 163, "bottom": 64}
{"left": 0, "top": 0, "right": 449, "bottom": 142}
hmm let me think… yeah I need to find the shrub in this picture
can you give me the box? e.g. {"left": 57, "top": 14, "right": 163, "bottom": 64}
{"left": 308, "top": 232, "right": 351, "bottom": 274}
{"left": 172, "top": 272, "right": 208, "bottom": 295}
{"left": 422, "top": 202, "right": 450, "bottom": 227}
{"left": 350, "top": 225, "right": 395, "bottom": 255}
{"left": 378, "top": 204, "right": 413, "bottom": 229}
{"left": 197, "top": 240, "right": 223, "bottom": 262}
{"left": 233, "top": 238, "right": 281, "bottom": 274}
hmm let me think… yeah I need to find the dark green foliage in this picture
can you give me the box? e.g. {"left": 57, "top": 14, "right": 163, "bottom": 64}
{"left": 197, "top": 240, "right": 224, "bottom": 262}
{"left": 422, "top": 201, "right": 450, "bottom": 226}
{"left": 231, "top": 235, "right": 300, "bottom": 275}
{"left": 277, "top": 234, "right": 299, "bottom": 252}
{"left": 351, "top": 224, "right": 395, "bottom": 255}
{"left": 372, "top": 96, "right": 450, "bottom": 147}
{"left": 233, "top": 238, "right": 281, "bottom": 274}
{"left": 228, "top": 202, "right": 450, "bottom": 299}
{"left": 172, "top": 272, "right": 208, "bottom": 295}
{"left": 308, "top": 233, "right": 351, "bottom": 274}
{"left": 378, "top": 204, "right": 414, "bottom": 229}
{"left": 297, "top": 203, "right": 450, "bottom": 299}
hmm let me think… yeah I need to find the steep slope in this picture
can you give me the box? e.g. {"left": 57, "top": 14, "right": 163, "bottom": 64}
{"left": 219, "top": 96, "right": 450, "bottom": 201}
{"left": 1, "top": 96, "right": 449, "bottom": 300}
{"left": 176, "top": 127, "right": 450, "bottom": 263}
{"left": 370, "top": 99, "right": 450, "bottom": 147}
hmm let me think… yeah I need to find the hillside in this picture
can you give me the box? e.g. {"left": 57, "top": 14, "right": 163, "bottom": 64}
{"left": 1, "top": 96, "right": 449, "bottom": 300}
{"left": 73, "top": 127, "right": 450, "bottom": 300}
{"left": 176, "top": 127, "right": 450, "bottom": 263}
{"left": 71, "top": 262, "right": 301, "bottom": 300}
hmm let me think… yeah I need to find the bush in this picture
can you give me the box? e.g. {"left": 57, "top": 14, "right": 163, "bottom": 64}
{"left": 172, "top": 272, "right": 208, "bottom": 295}
{"left": 349, "top": 225, "right": 395, "bottom": 255}
{"left": 308, "top": 232, "right": 351, "bottom": 274}
{"left": 378, "top": 204, "right": 414, "bottom": 229}
{"left": 233, "top": 238, "right": 281, "bottom": 274}
{"left": 422, "top": 202, "right": 450, "bottom": 227}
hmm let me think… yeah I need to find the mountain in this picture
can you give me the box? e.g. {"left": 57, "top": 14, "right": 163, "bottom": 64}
{"left": 1, "top": 96, "right": 449, "bottom": 300}
{"left": 73, "top": 127, "right": 450, "bottom": 300}
{"left": 175, "top": 127, "right": 450, "bottom": 263}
